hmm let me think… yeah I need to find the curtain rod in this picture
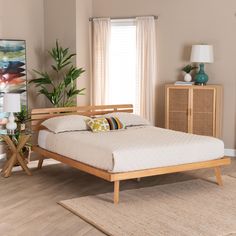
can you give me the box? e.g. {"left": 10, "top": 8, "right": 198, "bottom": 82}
{"left": 89, "top": 15, "right": 158, "bottom": 21}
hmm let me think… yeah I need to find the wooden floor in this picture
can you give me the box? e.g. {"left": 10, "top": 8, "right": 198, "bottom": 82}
{"left": 0, "top": 159, "right": 235, "bottom": 236}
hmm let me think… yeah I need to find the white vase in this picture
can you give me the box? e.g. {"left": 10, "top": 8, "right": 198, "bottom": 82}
{"left": 184, "top": 73, "right": 192, "bottom": 82}
{"left": 20, "top": 123, "right": 26, "bottom": 131}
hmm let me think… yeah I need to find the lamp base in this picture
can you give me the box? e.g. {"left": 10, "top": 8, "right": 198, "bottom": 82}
{"left": 7, "top": 129, "right": 15, "bottom": 135}
{"left": 6, "top": 112, "right": 17, "bottom": 135}
{"left": 194, "top": 63, "right": 208, "bottom": 86}
{"left": 195, "top": 82, "right": 207, "bottom": 86}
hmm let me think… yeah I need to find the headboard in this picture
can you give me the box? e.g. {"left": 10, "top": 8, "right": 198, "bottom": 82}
{"left": 31, "top": 104, "right": 133, "bottom": 131}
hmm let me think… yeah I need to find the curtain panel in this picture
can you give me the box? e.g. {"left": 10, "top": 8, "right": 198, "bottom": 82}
{"left": 91, "top": 18, "right": 111, "bottom": 105}
{"left": 136, "top": 16, "right": 157, "bottom": 124}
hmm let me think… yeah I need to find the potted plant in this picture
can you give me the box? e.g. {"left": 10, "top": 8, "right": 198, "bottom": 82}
{"left": 182, "top": 64, "right": 198, "bottom": 82}
{"left": 15, "top": 105, "right": 31, "bottom": 131}
{"left": 29, "top": 40, "right": 85, "bottom": 107}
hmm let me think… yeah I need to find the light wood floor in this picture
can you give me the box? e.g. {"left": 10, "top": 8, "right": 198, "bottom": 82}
{"left": 0, "top": 159, "right": 235, "bottom": 236}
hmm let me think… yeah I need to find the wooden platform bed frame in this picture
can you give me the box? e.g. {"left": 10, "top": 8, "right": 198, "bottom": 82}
{"left": 31, "top": 104, "right": 231, "bottom": 204}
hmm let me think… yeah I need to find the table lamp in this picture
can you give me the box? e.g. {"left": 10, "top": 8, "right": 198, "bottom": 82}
{"left": 190, "top": 45, "right": 214, "bottom": 85}
{"left": 3, "top": 93, "right": 21, "bottom": 134}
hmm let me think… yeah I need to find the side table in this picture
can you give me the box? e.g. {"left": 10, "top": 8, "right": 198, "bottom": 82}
{"left": 1, "top": 134, "right": 32, "bottom": 178}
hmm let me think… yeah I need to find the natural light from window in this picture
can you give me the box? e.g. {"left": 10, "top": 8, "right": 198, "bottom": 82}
{"left": 108, "top": 20, "right": 137, "bottom": 112}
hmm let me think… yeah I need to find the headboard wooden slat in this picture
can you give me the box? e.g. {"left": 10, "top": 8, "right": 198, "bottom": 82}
{"left": 31, "top": 104, "right": 133, "bottom": 131}
{"left": 31, "top": 104, "right": 133, "bottom": 114}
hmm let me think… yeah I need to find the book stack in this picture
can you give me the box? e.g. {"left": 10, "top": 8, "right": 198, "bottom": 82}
{"left": 174, "top": 81, "right": 194, "bottom": 86}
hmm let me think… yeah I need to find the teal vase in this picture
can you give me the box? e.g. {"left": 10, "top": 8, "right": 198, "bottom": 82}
{"left": 195, "top": 63, "right": 208, "bottom": 85}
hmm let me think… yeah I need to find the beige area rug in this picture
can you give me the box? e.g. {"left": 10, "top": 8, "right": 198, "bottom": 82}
{"left": 59, "top": 176, "right": 236, "bottom": 236}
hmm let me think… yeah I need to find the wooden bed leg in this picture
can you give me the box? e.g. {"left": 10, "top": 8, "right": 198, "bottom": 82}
{"left": 114, "top": 181, "right": 120, "bottom": 204}
{"left": 214, "top": 166, "right": 223, "bottom": 186}
{"left": 137, "top": 178, "right": 141, "bottom": 182}
{"left": 38, "top": 158, "right": 44, "bottom": 169}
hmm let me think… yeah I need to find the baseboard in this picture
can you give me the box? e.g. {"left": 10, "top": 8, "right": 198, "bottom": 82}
{"left": 224, "top": 149, "right": 236, "bottom": 157}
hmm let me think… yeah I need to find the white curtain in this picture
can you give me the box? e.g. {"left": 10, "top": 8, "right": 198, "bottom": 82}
{"left": 136, "top": 16, "right": 157, "bottom": 124}
{"left": 91, "top": 18, "right": 111, "bottom": 105}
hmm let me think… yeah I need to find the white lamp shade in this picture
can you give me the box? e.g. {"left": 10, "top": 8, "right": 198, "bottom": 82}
{"left": 190, "top": 45, "right": 214, "bottom": 63}
{"left": 3, "top": 93, "right": 21, "bottom": 112}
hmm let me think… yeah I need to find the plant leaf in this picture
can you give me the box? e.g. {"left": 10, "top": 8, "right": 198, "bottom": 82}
{"left": 30, "top": 40, "right": 86, "bottom": 107}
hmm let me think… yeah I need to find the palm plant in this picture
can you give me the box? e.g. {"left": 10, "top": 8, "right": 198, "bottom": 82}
{"left": 29, "top": 40, "right": 85, "bottom": 107}
{"left": 15, "top": 105, "right": 31, "bottom": 131}
{"left": 15, "top": 105, "right": 30, "bottom": 124}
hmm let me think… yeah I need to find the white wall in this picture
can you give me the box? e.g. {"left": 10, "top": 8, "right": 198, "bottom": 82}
{"left": 76, "top": 0, "right": 93, "bottom": 105}
{"left": 0, "top": 0, "right": 45, "bottom": 163}
{"left": 0, "top": 0, "right": 45, "bottom": 109}
{"left": 44, "top": 0, "right": 76, "bottom": 57}
{"left": 43, "top": 0, "right": 91, "bottom": 106}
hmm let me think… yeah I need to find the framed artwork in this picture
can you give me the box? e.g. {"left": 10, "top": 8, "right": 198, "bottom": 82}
{"left": 0, "top": 39, "right": 27, "bottom": 131}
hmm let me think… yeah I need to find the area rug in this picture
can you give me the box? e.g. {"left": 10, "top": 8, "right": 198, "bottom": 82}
{"left": 59, "top": 176, "right": 236, "bottom": 236}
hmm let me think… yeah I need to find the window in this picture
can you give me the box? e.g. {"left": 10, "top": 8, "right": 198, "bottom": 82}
{"left": 108, "top": 20, "right": 138, "bottom": 112}
{"left": 92, "top": 17, "right": 156, "bottom": 122}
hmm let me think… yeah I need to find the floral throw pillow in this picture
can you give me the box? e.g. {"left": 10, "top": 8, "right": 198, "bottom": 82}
{"left": 86, "top": 118, "right": 110, "bottom": 132}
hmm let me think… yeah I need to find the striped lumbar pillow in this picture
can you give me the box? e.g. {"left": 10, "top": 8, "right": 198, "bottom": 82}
{"left": 105, "top": 117, "right": 124, "bottom": 130}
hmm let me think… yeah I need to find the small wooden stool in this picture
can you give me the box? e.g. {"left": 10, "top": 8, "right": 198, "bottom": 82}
{"left": 1, "top": 134, "right": 32, "bottom": 178}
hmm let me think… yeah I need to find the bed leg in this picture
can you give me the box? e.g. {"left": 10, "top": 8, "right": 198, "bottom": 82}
{"left": 38, "top": 158, "right": 44, "bottom": 169}
{"left": 214, "top": 166, "right": 223, "bottom": 186}
{"left": 137, "top": 178, "right": 141, "bottom": 182}
{"left": 114, "top": 181, "right": 120, "bottom": 204}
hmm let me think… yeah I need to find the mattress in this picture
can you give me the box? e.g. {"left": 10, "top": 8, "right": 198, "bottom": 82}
{"left": 38, "top": 126, "right": 224, "bottom": 173}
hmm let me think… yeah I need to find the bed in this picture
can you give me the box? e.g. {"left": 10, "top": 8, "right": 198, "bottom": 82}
{"left": 31, "top": 104, "right": 231, "bottom": 204}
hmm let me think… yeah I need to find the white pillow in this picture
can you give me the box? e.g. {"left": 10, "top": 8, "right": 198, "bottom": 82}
{"left": 103, "top": 112, "right": 150, "bottom": 127}
{"left": 42, "top": 115, "right": 89, "bottom": 133}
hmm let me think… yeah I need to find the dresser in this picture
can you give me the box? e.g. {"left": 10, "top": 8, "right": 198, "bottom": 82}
{"left": 165, "top": 84, "right": 223, "bottom": 138}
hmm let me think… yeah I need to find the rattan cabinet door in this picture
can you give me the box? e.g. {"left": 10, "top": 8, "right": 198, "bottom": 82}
{"left": 192, "top": 88, "right": 215, "bottom": 136}
{"left": 166, "top": 88, "right": 190, "bottom": 132}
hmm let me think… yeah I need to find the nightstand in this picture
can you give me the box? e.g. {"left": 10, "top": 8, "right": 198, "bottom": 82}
{"left": 1, "top": 133, "right": 32, "bottom": 178}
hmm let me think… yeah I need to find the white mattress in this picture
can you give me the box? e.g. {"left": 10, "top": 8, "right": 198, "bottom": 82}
{"left": 38, "top": 126, "right": 224, "bottom": 173}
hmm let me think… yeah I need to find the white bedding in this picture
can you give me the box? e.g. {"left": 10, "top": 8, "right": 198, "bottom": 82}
{"left": 38, "top": 126, "right": 224, "bottom": 173}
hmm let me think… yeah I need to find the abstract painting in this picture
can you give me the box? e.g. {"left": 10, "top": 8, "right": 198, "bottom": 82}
{"left": 0, "top": 39, "right": 27, "bottom": 130}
